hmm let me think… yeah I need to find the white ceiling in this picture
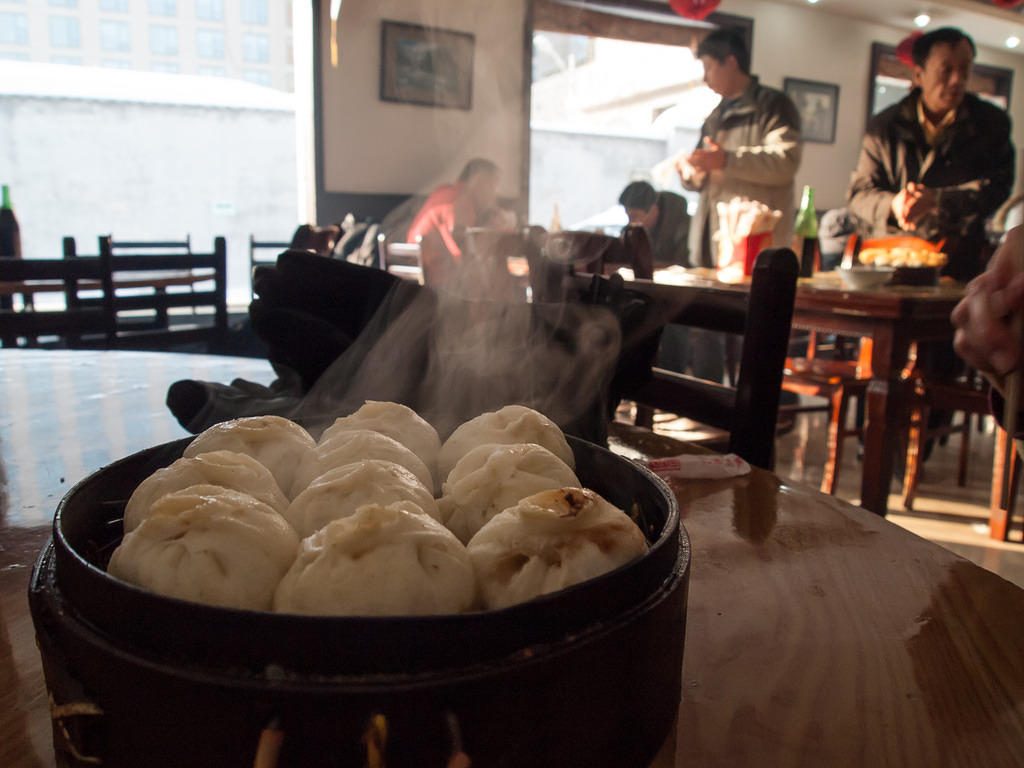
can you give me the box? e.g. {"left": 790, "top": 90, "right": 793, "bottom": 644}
{"left": 769, "top": 0, "right": 1024, "bottom": 55}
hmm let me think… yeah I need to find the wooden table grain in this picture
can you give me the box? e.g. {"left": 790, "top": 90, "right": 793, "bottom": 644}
{"left": 1, "top": 351, "right": 1022, "bottom": 767}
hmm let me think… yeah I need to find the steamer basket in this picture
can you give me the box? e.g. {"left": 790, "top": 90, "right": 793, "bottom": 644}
{"left": 30, "top": 436, "right": 689, "bottom": 768}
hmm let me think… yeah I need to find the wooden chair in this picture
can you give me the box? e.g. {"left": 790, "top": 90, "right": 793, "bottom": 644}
{"left": 377, "top": 234, "right": 424, "bottom": 283}
{"left": 249, "top": 235, "right": 291, "bottom": 297}
{"left": 96, "top": 235, "right": 228, "bottom": 351}
{"left": 0, "top": 257, "right": 112, "bottom": 348}
{"left": 592, "top": 247, "right": 799, "bottom": 470}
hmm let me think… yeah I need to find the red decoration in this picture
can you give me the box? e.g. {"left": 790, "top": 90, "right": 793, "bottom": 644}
{"left": 895, "top": 31, "right": 923, "bottom": 67}
{"left": 991, "top": 0, "right": 1024, "bottom": 8}
{"left": 669, "top": 0, "right": 721, "bottom": 21}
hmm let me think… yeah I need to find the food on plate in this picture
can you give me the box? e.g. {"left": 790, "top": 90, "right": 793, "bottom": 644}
{"left": 285, "top": 459, "right": 440, "bottom": 538}
{"left": 123, "top": 450, "right": 289, "bottom": 532}
{"left": 437, "top": 405, "right": 575, "bottom": 482}
{"left": 290, "top": 429, "right": 433, "bottom": 498}
{"left": 108, "top": 484, "right": 299, "bottom": 611}
{"left": 318, "top": 401, "right": 441, "bottom": 487}
{"left": 857, "top": 246, "right": 947, "bottom": 268}
{"left": 183, "top": 415, "right": 315, "bottom": 500}
{"left": 467, "top": 487, "right": 648, "bottom": 610}
{"left": 439, "top": 443, "right": 580, "bottom": 544}
{"left": 273, "top": 501, "right": 476, "bottom": 616}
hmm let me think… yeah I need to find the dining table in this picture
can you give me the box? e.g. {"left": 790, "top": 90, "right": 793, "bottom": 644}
{"left": 1, "top": 348, "right": 1022, "bottom": 766}
{"left": 646, "top": 267, "right": 966, "bottom": 517}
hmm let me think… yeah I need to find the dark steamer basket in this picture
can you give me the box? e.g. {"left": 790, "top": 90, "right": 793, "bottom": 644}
{"left": 30, "top": 436, "right": 689, "bottom": 768}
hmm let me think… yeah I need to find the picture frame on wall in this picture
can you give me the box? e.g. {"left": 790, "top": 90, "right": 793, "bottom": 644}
{"left": 783, "top": 77, "right": 840, "bottom": 144}
{"left": 380, "top": 20, "right": 475, "bottom": 110}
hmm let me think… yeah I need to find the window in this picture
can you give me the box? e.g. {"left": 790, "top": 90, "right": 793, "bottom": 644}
{"left": 99, "top": 20, "right": 130, "bottom": 52}
{"left": 242, "top": 32, "right": 268, "bottom": 62}
{"left": 99, "top": 0, "right": 130, "bottom": 11}
{"left": 51, "top": 54, "right": 81, "bottom": 64}
{"left": 243, "top": 68, "right": 270, "bottom": 86}
{"left": 148, "top": 0, "right": 176, "bottom": 16}
{"left": 148, "top": 24, "right": 177, "bottom": 55}
{"left": 49, "top": 16, "right": 80, "bottom": 47}
{"left": 48, "top": 0, "right": 77, "bottom": 7}
{"left": 151, "top": 60, "right": 178, "bottom": 72}
{"left": 101, "top": 57, "right": 132, "bottom": 68}
{"left": 195, "top": 0, "right": 221, "bottom": 22}
{"left": 0, "top": 51, "right": 30, "bottom": 60}
{"left": 196, "top": 28, "right": 223, "bottom": 59}
{"left": 240, "top": 0, "right": 267, "bottom": 25}
{"left": 0, "top": 11, "right": 28, "bottom": 44}
{"left": 197, "top": 64, "right": 225, "bottom": 77}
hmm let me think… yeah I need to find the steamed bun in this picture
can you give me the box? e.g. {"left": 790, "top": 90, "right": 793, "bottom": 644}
{"left": 319, "top": 401, "right": 441, "bottom": 484}
{"left": 438, "top": 405, "right": 574, "bottom": 481}
{"left": 439, "top": 443, "right": 580, "bottom": 544}
{"left": 467, "top": 487, "right": 648, "bottom": 610}
{"left": 183, "top": 416, "right": 315, "bottom": 500}
{"left": 124, "top": 450, "right": 289, "bottom": 532}
{"left": 108, "top": 485, "right": 300, "bottom": 611}
{"left": 273, "top": 501, "right": 476, "bottom": 616}
{"left": 285, "top": 460, "right": 440, "bottom": 538}
{"left": 290, "top": 429, "right": 433, "bottom": 498}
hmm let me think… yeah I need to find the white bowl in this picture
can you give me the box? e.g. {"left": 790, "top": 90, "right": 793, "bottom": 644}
{"left": 838, "top": 266, "right": 894, "bottom": 290}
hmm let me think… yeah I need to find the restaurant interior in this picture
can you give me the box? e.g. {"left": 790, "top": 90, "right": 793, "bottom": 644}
{"left": 2, "top": 0, "right": 1024, "bottom": 766}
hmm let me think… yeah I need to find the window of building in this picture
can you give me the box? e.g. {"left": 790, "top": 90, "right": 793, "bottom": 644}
{"left": 241, "top": 0, "right": 267, "bottom": 25}
{"left": 51, "top": 54, "right": 81, "bottom": 64}
{"left": 195, "top": 0, "right": 222, "bottom": 22}
{"left": 100, "top": 20, "right": 130, "bottom": 52}
{"left": 99, "top": 0, "right": 130, "bottom": 11}
{"left": 151, "top": 60, "right": 178, "bottom": 73}
{"left": 0, "top": 51, "right": 29, "bottom": 60}
{"left": 0, "top": 0, "right": 27, "bottom": 5}
{"left": 148, "top": 24, "right": 177, "bottom": 55}
{"left": 197, "top": 64, "right": 225, "bottom": 77}
{"left": 0, "top": 11, "right": 28, "bottom": 44}
{"left": 48, "top": 15, "right": 80, "bottom": 47}
{"left": 101, "top": 57, "right": 132, "bottom": 68}
{"left": 196, "top": 28, "right": 223, "bottom": 59}
{"left": 148, "top": 0, "right": 176, "bottom": 17}
{"left": 243, "top": 68, "right": 270, "bottom": 86}
{"left": 48, "top": 0, "right": 78, "bottom": 8}
{"left": 242, "top": 32, "right": 268, "bottom": 62}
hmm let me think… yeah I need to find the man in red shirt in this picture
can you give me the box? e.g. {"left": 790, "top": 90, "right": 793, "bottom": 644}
{"left": 407, "top": 158, "right": 500, "bottom": 286}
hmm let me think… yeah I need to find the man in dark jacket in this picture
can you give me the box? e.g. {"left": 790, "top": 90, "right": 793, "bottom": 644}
{"left": 847, "top": 27, "right": 1014, "bottom": 283}
{"left": 618, "top": 181, "right": 690, "bottom": 267}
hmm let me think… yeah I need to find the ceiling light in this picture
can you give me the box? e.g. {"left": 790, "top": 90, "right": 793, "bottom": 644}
{"left": 807, "top": 0, "right": 819, "bottom": 5}
{"left": 1007, "top": 36, "right": 1021, "bottom": 49}
{"left": 914, "top": 13, "right": 931, "bottom": 28}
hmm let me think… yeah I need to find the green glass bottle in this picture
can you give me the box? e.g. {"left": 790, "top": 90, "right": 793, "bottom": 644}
{"left": 0, "top": 184, "right": 22, "bottom": 259}
{"left": 793, "top": 185, "right": 818, "bottom": 277}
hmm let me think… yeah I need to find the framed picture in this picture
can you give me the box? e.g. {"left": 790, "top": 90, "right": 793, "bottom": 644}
{"left": 380, "top": 20, "right": 475, "bottom": 110}
{"left": 784, "top": 77, "right": 840, "bottom": 144}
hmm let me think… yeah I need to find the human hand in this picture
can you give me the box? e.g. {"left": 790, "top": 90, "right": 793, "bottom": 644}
{"left": 951, "top": 225, "right": 1024, "bottom": 389}
{"left": 687, "top": 138, "right": 726, "bottom": 174}
{"left": 891, "top": 182, "right": 937, "bottom": 230}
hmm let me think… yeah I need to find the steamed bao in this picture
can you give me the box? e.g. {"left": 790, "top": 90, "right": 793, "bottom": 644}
{"left": 108, "top": 404, "right": 649, "bottom": 616}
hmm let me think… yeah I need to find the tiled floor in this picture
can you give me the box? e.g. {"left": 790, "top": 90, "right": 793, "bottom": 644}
{"left": 651, "top": 409, "right": 1024, "bottom": 590}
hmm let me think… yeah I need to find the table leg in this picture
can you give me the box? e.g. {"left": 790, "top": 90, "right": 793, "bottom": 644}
{"left": 860, "top": 328, "right": 912, "bottom": 516}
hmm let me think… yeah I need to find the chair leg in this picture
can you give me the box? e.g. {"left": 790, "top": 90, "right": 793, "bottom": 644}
{"left": 820, "top": 387, "right": 848, "bottom": 495}
{"left": 634, "top": 403, "right": 654, "bottom": 430}
{"left": 957, "top": 414, "right": 971, "bottom": 487}
{"left": 902, "top": 405, "right": 927, "bottom": 511}
{"left": 989, "top": 426, "right": 1019, "bottom": 541}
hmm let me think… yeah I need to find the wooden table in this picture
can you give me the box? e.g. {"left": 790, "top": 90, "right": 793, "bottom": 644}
{"left": 0, "top": 271, "right": 214, "bottom": 297}
{"left": 2, "top": 349, "right": 1022, "bottom": 766}
{"left": 648, "top": 268, "right": 964, "bottom": 516}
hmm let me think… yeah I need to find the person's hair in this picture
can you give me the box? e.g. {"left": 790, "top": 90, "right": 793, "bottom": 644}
{"left": 912, "top": 27, "right": 976, "bottom": 68}
{"left": 618, "top": 181, "right": 657, "bottom": 211}
{"left": 458, "top": 157, "right": 499, "bottom": 182}
{"left": 696, "top": 28, "right": 750, "bottom": 75}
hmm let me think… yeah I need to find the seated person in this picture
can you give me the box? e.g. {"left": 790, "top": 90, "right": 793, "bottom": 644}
{"left": 617, "top": 181, "right": 690, "bottom": 267}
{"left": 818, "top": 208, "right": 866, "bottom": 272}
{"left": 407, "top": 158, "right": 501, "bottom": 286}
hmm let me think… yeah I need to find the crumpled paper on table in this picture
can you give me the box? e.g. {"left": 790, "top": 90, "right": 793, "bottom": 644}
{"left": 647, "top": 453, "right": 751, "bottom": 479}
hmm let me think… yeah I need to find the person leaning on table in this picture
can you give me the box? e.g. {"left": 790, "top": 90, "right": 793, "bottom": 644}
{"left": 952, "top": 224, "right": 1024, "bottom": 438}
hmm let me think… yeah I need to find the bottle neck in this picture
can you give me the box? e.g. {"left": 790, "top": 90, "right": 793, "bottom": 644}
{"left": 1, "top": 186, "right": 10, "bottom": 211}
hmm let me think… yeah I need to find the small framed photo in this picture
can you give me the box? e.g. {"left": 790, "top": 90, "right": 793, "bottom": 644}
{"left": 380, "top": 20, "right": 475, "bottom": 110}
{"left": 784, "top": 77, "right": 840, "bottom": 144}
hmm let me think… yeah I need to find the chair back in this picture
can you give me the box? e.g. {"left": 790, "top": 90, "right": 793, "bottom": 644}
{"left": 0, "top": 255, "right": 113, "bottom": 347}
{"left": 97, "top": 234, "right": 228, "bottom": 351}
{"left": 586, "top": 247, "right": 799, "bottom": 469}
{"left": 377, "top": 234, "right": 424, "bottom": 283}
{"left": 530, "top": 225, "right": 653, "bottom": 303}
